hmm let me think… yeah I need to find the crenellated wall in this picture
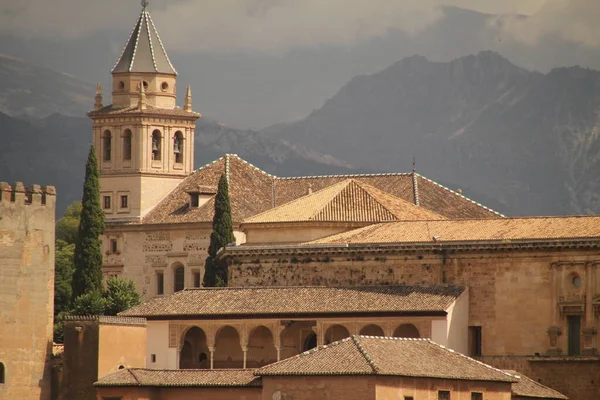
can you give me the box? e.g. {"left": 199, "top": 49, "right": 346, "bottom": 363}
{"left": 0, "top": 181, "right": 56, "bottom": 400}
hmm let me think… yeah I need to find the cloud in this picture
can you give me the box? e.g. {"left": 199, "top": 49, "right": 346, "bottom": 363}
{"left": 492, "top": 0, "right": 600, "bottom": 48}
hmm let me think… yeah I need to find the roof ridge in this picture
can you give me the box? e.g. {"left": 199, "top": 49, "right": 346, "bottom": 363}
{"left": 276, "top": 172, "right": 413, "bottom": 180}
{"left": 415, "top": 173, "right": 505, "bottom": 217}
{"left": 181, "top": 283, "right": 463, "bottom": 291}
{"left": 111, "top": 13, "right": 142, "bottom": 73}
{"left": 351, "top": 335, "right": 380, "bottom": 373}
{"left": 226, "top": 154, "right": 277, "bottom": 178}
{"left": 145, "top": 11, "right": 178, "bottom": 74}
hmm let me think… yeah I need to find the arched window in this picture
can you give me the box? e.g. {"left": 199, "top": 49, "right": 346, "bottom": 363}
{"left": 0, "top": 362, "right": 5, "bottom": 384}
{"left": 173, "top": 131, "right": 184, "bottom": 163}
{"left": 152, "top": 130, "right": 162, "bottom": 161}
{"left": 174, "top": 265, "right": 185, "bottom": 292}
{"left": 102, "top": 130, "right": 112, "bottom": 162}
{"left": 123, "top": 129, "right": 132, "bottom": 161}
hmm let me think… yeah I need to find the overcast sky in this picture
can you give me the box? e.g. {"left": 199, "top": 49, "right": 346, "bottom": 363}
{"left": 0, "top": 0, "right": 598, "bottom": 128}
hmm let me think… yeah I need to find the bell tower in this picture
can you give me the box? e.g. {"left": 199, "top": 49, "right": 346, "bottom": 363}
{"left": 88, "top": 1, "right": 200, "bottom": 222}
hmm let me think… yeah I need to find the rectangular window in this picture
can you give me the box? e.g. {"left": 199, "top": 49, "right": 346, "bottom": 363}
{"left": 404, "top": 397, "right": 414, "bottom": 400}
{"left": 468, "top": 326, "right": 482, "bottom": 357}
{"left": 438, "top": 391, "right": 450, "bottom": 400}
{"left": 103, "top": 196, "right": 111, "bottom": 210}
{"left": 151, "top": 354, "right": 156, "bottom": 363}
{"left": 157, "top": 272, "right": 164, "bottom": 295}
{"left": 193, "top": 271, "right": 201, "bottom": 288}
{"left": 120, "top": 195, "right": 128, "bottom": 209}
{"left": 568, "top": 315, "right": 581, "bottom": 356}
{"left": 471, "top": 393, "right": 483, "bottom": 400}
{"left": 190, "top": 193, "right": 199, "bottom": 208}
{"left": 110, "top": 239, "right": 118, "bottom": 254}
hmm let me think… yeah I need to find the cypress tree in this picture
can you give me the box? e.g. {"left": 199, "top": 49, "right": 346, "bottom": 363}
{"left": 203, "top": 173, "right": 235, "bottom": 287}
{"left": 72, "top": 146, "right": 105, "bottom": 301}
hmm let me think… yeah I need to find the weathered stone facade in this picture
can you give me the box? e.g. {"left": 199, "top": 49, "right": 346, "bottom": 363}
{"left": 0, "top": 182, "right": 56, "bottom": 400}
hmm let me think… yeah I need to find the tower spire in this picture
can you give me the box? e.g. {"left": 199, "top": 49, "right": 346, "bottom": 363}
{"left": 184, "top": 85, "right": 192, "bottom": 112}
{"left": 94, "top": 83, "right": 103, "bottom": 111}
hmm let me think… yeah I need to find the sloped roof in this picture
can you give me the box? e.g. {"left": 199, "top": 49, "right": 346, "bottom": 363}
{"left": 119, "top": 285, "right": 464, "bottom": 318}
{"left": 244, "top": 179, "right": 444, "bottom": 224}
{"left": 95, "top": 368, "right": 261, "bottom": 388}
{"left": 112, "top": 6, "right": 177, "bottom": 75}
{"left": 505, "top": 370, "right": 568, "bottom": 399}
{"left": 142, "top": 155, "right": 274, "bottom": 224}
{"left": 309, "top": 216, "right": 600, "bottom": 245}
{"left": 257, "top": 336, "right": 517, "bottom": 383}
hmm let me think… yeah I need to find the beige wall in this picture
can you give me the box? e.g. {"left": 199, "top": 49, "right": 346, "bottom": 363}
{"left": 375, "top": 376, "right": 512, "bottom": 400}
{"left": 111, "top": 73, "right": 177, "bottom": 109}
{"left": 0, "top": 183, "right": 55, "bottom": 400}
{"left": 98, "top": 324, "right": 147, "bottom": 378}
{"left": 261, "top": 376, "right": 375, "bottom": 400}
{"left": 243, "top": 224, "right": 361, "bottom": 245}
{"left": 96, "top": 386, "right": 261, "bottom": 400}
{"left": 228, "top": 249, "right": 600, "bottom": 356}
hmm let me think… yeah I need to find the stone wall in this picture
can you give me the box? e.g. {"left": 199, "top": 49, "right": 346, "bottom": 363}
{"left": 479, "top": 355, "right": 600, "bottom": 400}
{"left": 0, "top": 182, "right": 56, "bottom": 400}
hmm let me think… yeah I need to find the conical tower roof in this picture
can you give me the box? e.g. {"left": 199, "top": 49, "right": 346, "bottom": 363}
{"left": 112, "top": 3, "right": 177, "bottom": 75}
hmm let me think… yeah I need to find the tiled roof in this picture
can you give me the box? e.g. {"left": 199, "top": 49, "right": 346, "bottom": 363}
{"left": 505, "top": 370, "right": 568, "bottom": 399}
{"left": 52, "top": 343, "right": 64, "bottom": 357}
{"left": 95, "top": 368, "right": 261, "bottom": 388}
{"left": 142, "top": 155, "right": 274, "bottom": 224}
{"left": 244, "top": 179, "right": 444, "bottom": 224}
{"left": 257, "top": 336, "right": 518, "bottom": 383}
{"left": 309, "top": 216, "right": 600, "bottom": 245}
{"left": 88, "top": 104, "right": 200, "bottom": 118}
{"left": 119, "top": 285, "right": 464, "bottom": 318}
{"left": 112, "top": 6, "right": 177, "bottom": 75}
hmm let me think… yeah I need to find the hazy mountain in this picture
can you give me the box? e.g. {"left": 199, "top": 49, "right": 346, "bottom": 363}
{"left": 264, "top": 51, "right": 600, "bottom": 216}
{"left": 0, "top": 54, "right": 93, "bottom": 118}
{"left": 0, "top": 113, "right": 354, "bottom": 216}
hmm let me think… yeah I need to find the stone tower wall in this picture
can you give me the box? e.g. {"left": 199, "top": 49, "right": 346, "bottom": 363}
{"left": 0, "top": 182, "right": 56, "bottom": 400}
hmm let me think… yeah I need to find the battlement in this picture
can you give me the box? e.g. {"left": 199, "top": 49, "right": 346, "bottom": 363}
{"left": 0, "top": 181, "right": 56, "bottom": 208}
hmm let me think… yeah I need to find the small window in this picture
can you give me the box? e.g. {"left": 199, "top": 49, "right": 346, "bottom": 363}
{"left": 173, "top": 132, "right": 184, "bottom": 163}
{"left": 190, "top": 193, "right": 199, "bottom": 208}
{"left": 103, "top": 196, "right": 111, "bottom": 210}
{"left": 0, "top": 362, "right": 5, "bottom": 384}
{"left": 193, "top": 271, "right": 201, "bottom": 288}
{"left": 123, "top": 129, "right": 132, "bottom": 161}
{"left": 157, "top": 272, "right": 164, "bottom": 295}
{"left": 152, "top": 130, "right": 162, "bottom": 161}
{"left": 404, "top": 397, "right": 414, "bottom": 400}
{"left": 161, "top": 82, "right": 169, "bottom": 92}
{"left": 471, "top": 393, "right": 483, "bottom": 400}
{"left": 120, "top": 195, "right": 128, "bottom": 209}
{"left": 468, "top": 326, "right": 482, "bottom": 357}
{"left": 438, "top": 391, "right": 450, "bottom": 400}
{"left": 102, "top": 130, "right": 112, "bottom": 162}
{"left": 174, "top": 266, "right": 184, "bottom": 292}
{"left": 151, "top": 354, "right": 156, "bottom": 363}
{"left": 118, "top": 81, "right": 125, "bottom": 91}
{"left": 572, "top": 274, "right": 582, "bottom": 288}
{"left": 110, "top": 239, "right": 118, "bottom": 254}
{"left": 142, "top": 81, "right": 148, "bottom": 90}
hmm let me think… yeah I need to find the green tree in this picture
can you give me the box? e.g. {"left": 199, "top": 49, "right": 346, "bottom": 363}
{"left": 103, "top": 277, "right": 141, "bottom": 316}
{"left": 54, "top": 239, "right": 75, "bottom": 316}
{"left": 203, "top": 173, "right": 235, "bottom": 287}
{"left": 71, "top": 290, "right": 107, "bottom": 315}
{"left": 56, "top": 201, "right": 82, "bottom": 244}
{"left": 71, "top": 146, "right": 105, "bottom": 301}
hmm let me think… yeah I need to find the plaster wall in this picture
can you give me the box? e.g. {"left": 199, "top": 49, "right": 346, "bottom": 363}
{"left": 375, "top": 376, "right": 511, "bottom": 400}
{"left": 0, "top": 184, "right": 55, "bottom": 400}
{"left": 261, "top": 375, "right": 375, "bottom": 400}
{"left": 98, "top": 324, "right": 146, "bottom": 378}
{"left": 244, "top": 224, "right": 358, "bottom": 245}
{"left": 96, "top": 386, "right": 261, "bottom": 400}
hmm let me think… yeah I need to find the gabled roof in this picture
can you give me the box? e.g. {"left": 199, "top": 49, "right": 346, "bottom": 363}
{"left": 112, "top": 5, "right": 177, "bottom": 75}
{"left": 94, "top": 368, "right": 261, "bottom": 388}
{"left": 308, "top": 216, "right": 600, "bottom": 245}
{"left": 505, "top": 370, "right": 568, "bottom": 399}
{"left": 244, "top": 179, "right": 444, "bottom": 224}
{"left": 119, "top": 285, "right": 464, "bottom": 318}
{"left": 257, "top": 335, "right": 518, "bottom": 383}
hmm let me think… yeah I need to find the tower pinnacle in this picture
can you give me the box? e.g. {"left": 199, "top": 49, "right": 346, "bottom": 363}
{"left": 94, "top": 83, "right": 103, "bottom": 110}
{"left": 184, "top": 85, "right": 192, "bottom": 112}
{"left": 141, "top": 0, "right": 149, "bottom": 9}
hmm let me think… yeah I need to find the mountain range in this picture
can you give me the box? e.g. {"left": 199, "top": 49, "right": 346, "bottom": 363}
{"left": 3, "top": 51, "right": 600, "bottom": 217}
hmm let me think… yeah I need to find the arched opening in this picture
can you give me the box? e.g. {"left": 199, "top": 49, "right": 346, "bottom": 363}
{"left": 151, "top": 130, "right": 162, "bottom": 160}
{"left": 122, "top": 129, "right": 132, "bottom": 161}
{"left": 303, "top": 333, "right": 317, "bottom": 351}
{"left": 247, "top": 326, "right": 277, "bottom": 368}
{"left": 214, "top": 326, "right": 243, "bottom": 368}
{"left": 359, "top": 324, "right": 385, "bottom": 337}
{"left": 393, "top": 324, "right": 420, "bottom": 338}
{"left": 0, "top": 362, "right": 4, "bottom": 384}
{"left": 102, "top": 130, "right": 112, "bottom": 161}
{"left": 279, "top": 322, "right": 317, "bottom": 360}
{"left": 180, "top": 327, "right": 210, "bottom": 369}
{"left": 174, "top": 265, "right": 185, "bottom": 292}
{"left": 324, "top": 324, "right": 350, "bottom": 344}
{"left": 173, "top": 131, "right": 184, "bottom": 163}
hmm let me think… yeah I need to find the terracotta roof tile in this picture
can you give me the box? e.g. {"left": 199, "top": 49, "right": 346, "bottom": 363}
{"left": 309, "top": 216, "right": 600, "bottom": 245}
{"left": 95, "top": 368, "right": 261, "bottom": 387}
{"left": 505, "top": 370, "right": 568, "bottom": 399}
{"left": 244, "top": 179, "right": 444, "bottom": 224}
{"left": 257, "top": 336, "right": 518, "bottom": 383}
{"left": 119, "top": 285, "right": 464, "bottom": 318}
